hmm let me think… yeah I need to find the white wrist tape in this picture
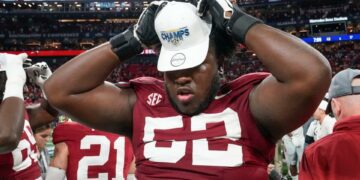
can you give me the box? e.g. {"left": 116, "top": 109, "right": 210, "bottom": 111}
{"left": 3, "top": 81, "right": 24, "bottom": 100}
{"left": 46, "top": 167, "right": 66, "bottom": 180}
{"left": 3, "top": 63, "right": 26, "bottom": 100}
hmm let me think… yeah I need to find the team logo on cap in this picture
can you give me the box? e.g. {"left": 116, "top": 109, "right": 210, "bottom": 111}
{"left": 170, "top": 53, "right": 186, "bottom": 67}
{"left": 160, "top": 27, "right": 190, "bottom": 46}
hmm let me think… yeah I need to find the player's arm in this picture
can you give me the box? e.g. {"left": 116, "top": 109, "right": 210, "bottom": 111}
{"left": 198, "top": 1, "right": 331, "bottom": 141}
{"left": 44, "top": 2, "right": 166, "bottom": 135}
{"left": 44, "top": 45, "right": 136, "bottom": 135}
{"left": 246, "top": 23, "right": 331, "bottom": 141}
{"left": 26, "top": 99, "right": 58, "bottom": 130}
{"left": 128, "top": 157, "right": 136, "bottom": 174}
{"left": 0, "top": 98, "right": 25, "bottom": 153}
{"left": 46, "top": 142, "right": 68, "bottom": 180}
{"left": 0, "top": 53, "right": 27, "bottom": 153}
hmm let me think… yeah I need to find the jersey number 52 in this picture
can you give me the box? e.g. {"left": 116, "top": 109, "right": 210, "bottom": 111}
{"left": 143, "top": 108, "right": 243, "bottom": 167}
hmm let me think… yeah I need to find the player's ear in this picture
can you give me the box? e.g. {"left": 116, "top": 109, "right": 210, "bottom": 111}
{"left": 331, "top": 98, "right": 341, "bottom": 118}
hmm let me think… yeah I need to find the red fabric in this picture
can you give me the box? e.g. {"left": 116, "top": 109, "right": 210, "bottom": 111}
{"left": 53, "top": 122, "right": 134, "bottom": 180}
{"left": 300, "top": 115, "right": 360, "bottom": 180}
{"left": 129, "top": 73, "right": 275, "bottom": 179}
{"left": 0, "top": 113, "right": 41, "bottom": 179}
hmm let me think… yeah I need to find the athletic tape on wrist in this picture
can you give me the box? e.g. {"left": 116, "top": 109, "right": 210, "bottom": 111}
{"left": 109, "top": 26, "right": 143, "bottom": 60}
{"left": 3, "top": 82, "right": 24, "bottom": 100}
{"left": 228, "top": 5, "right": 263, "bottom": 43}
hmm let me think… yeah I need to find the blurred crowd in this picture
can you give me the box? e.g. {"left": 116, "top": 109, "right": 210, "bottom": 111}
{"left": 0, "top": 0, "right": 359, "bottom": 51}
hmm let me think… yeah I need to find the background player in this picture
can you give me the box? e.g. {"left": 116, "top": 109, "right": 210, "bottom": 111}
{"left": 44, "top": 1, "right": 331, "bottom": 179}
{"left": 312, "top": 94, "right": 336, "bottom": 139}
{"left": 282, "top": 127, "right": 304, "bottom": 179}
{"left": 47, "top": 121, "right": 135, "bottom": 180}
{"left": 33, "top": 124, "right": 52, "bottom": 179}
{"left": 0, "top": 54, "right": 57, "bottom": 179}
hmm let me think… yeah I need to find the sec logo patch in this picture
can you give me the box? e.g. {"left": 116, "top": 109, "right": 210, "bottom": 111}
{"left": 147, "top": 93, "right": 163, "bottom": 106}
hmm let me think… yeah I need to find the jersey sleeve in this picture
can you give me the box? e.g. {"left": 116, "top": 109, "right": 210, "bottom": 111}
{"left": 230, "top": 72, "right": 274, "bottom": 153}
{"left": 114, "top": 81, "right": 131, "bottom": 88}
{"left": 123, "top": 137, "right": 134, "bottom": 177}
{"left": 229, "top": 72, "right": 270, "bottom": 91}
{"left": 129, "top": 77, "right": 167, "bottom": 107}
{"left": 52, "top": 122, "right": 82, "bottom": 144}
{"left": 129, "top": 77, "right": 163, "bottom": 91}
{"left": 124, "top": 137, "right": 134, "bottom": 163}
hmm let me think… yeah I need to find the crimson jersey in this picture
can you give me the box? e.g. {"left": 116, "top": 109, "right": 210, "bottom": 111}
{"left": 52, "top": 122, "right": 134, "bottom": 180}
{"left": 300, "top": 115, "right": 360, "bottom": 180}
{"left": 130, "top": 73, "right": 275, "bottom": 180}
{"left": 0, "top": 114, "right": 41, "bottom": 180}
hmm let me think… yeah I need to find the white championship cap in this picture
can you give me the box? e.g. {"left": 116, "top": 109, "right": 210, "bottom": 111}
{"left": 155, "top": 1, "right": 212, "bottom": 72}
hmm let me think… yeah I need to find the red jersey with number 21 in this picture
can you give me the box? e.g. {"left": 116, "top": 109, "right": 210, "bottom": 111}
{"left": 0, "top": 114, "right": 41, "bottom": 179}
{"left": 53, "top": 122, "right": 134, "bottom": 180}
{"left": 130, "top": 73, "right": 275, "bottom": 180}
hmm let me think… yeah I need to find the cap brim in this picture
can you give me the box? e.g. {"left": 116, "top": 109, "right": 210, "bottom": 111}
{"left": 157, "top": 37, "right": 209, "bottom": 72}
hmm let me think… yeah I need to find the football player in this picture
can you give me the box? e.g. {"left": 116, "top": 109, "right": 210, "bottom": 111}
{"left": 46, "top": 121, "right": 135, "bottom": 180}
{"left": 44, "top": 1, "right": 331, "bottom": 179}
{"left": 0, "top": 54, "right": 57, "bottom": 179}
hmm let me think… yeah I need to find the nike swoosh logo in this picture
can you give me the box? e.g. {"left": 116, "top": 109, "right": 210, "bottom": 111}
{"left": 214, "top": 90, "right": 232, "bottom": 99}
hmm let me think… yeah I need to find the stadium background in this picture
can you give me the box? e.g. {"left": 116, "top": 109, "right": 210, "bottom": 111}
{"left": 0, "top": 0, "right": 359, "bottom": 178}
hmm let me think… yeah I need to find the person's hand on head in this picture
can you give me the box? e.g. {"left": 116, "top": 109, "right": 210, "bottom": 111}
{"left": 110, "top": 1, "right": 168, "bottom": 60}
{"left": 197, "top": 0, "right": 262, "bottom": 43}
{"left": 135, "top": 1, "right": 168, "bottom": 48}
{"left": 0, "top": 53, "right": 28, "bottom": 100}
{"left": 26, "top": 62, "right": 52, "bottom": 89}
{"left": 197, "top": 0, "right": 233, "bottom": 29}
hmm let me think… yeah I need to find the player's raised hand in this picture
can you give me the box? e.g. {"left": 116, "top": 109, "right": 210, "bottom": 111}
{"left": 0, "top": 53, "right": 28, "bottom": 100}
{"left": 109, "top": 1, "right": 168, "bottom": 60}
{"left": 197, "top": 0, "right": 233, "bottom": 29}
{"left": 26, "top": 62, "right": 52, "bottom": 89}
{"left": 197, "top": 0, "right": 262, "bottom": 43}
{"left": 135, "top": 1, "right": 168, "bottom": 47}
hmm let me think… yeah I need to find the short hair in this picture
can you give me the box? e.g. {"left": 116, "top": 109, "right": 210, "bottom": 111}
{"left": 33, "top": 124, "right": 51, "bottom": 134}
{"left": 209, "top": 25, "right": 236, "bottom": 66}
